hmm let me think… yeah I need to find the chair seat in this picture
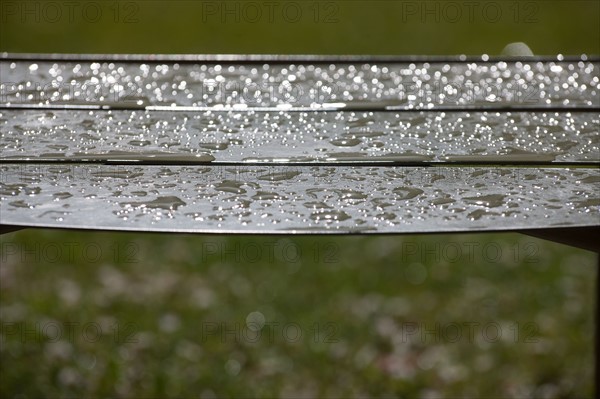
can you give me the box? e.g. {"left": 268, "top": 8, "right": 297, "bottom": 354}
{"left": 1, "top": 54, "right": 598, "bottom": 234}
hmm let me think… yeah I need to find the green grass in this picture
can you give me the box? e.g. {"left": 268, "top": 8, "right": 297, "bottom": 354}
{"left": 0, "top": 231, "right": 596, "bottom": 397}
{"left": 1, "top": 1, "right": 599, "bottom": 55}
{"left": 1, "top": 1, "right": 599, "bottom": 397}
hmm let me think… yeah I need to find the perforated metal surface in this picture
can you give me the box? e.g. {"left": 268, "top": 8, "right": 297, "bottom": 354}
{"left": 1, "top": 54, "right": 598, "bottom": 234}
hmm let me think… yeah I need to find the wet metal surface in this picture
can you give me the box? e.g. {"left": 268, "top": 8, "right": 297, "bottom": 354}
{"left": 1, "top": 164, "right": 598, "bottom": 233}
{"left": 0, "top": 110, "right": 598, "bottom": 164}
{"left": 0, "top": 54, "right": 598, "bottom": 233}
{"left": 1, "top": 59, "right": 598, "bottom": 109}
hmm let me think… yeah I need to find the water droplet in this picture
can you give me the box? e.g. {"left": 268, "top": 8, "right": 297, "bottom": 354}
{"left": 53, "top": 192, "right": 73, "bottom": 200}
{"left": 121, "top": 196, "right": 186, "bottom": 210}
{"left": 393, "top": 187, "right": 424, "bottom": 200}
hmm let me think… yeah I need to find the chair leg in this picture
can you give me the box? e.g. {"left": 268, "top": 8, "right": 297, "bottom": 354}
{"left": 0, "top": 225, "right": 24, "bottom": 235}
{"left": 521, "top": 228, "right": 599, "bottom": 396}
{"left": 596, "top": 254, "right": 599, "bottom": 398}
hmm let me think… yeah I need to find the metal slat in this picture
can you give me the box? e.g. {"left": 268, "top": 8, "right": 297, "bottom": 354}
{"left": 1, "top": 110, "right": 598, "bottom": 164}
{"left": 2, "top": 60, "right": 598, "bottom": 110}
{"left": 1, "top": 164, "right": 598, "bottom": 234}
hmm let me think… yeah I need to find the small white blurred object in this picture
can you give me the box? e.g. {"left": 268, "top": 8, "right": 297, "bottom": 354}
{"left": 501, "top": 42, "right": 534, "bottom": 57}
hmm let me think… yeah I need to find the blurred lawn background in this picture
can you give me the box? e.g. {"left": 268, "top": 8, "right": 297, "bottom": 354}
{"left": 1, "top": 0, "right": 599, "bottom": 398}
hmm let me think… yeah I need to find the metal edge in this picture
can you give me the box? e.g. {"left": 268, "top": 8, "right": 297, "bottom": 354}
{"left": 1, "top": 221, "right": 599, "bottom": 237}
{"left": 0, "top": 224, "right": 25, "bottom": 235}
{"left": 2, "top": 104, "right": 599, "bottom": 113}
{"left": 1, "top": 53, "right": 598, "bottom": 64}
{"left": 522, "top": 226, "right": 600, "bottom": 253}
